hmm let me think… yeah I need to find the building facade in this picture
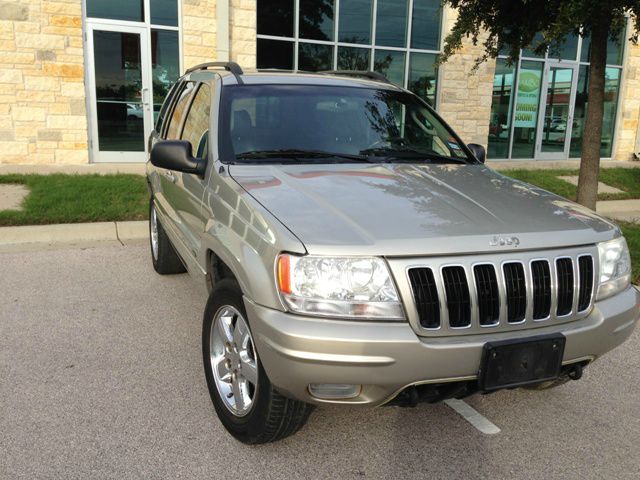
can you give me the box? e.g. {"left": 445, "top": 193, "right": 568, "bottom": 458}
{"left": 0, "top": 0, "right": 638, "bottom": 164}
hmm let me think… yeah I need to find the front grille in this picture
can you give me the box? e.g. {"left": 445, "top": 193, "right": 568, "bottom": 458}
{"left": 503, "top": 262, "right": 527, "bottom": 323}
{"left": 408, "top": 268, "right": 440, "bottom": 329}
{"left": 406, "top": 248, "right": 596, "bottom": 335}
{"left": 473, "top": 265, "right": 500, "bottom": 326}
{"left": 442, "top": 267, "right": 471, "bottom": 328}
{"left": 578, "top": 256, "right": 594, "bottom": 312}
{"left": 531, "top": 260, "right": 552, "bottom": 320}
{"left": 556, "top": 258, "right": 574, "bottom": 316}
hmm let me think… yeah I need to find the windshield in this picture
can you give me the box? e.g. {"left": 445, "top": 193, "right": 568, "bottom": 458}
{"left": 219, "top": 85, "right": 474, "bottom": 164}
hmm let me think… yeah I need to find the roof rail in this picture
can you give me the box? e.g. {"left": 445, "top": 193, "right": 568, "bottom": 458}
{"left": 185, "top": 61, "right": 244, "bottom": 83}
{"left": 319, "top": 70, "right": 390, "bottom": 84}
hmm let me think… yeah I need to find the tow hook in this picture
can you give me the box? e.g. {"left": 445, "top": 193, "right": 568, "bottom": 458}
{"left": 568, "top": 363, "right": 583, "bottom": 381}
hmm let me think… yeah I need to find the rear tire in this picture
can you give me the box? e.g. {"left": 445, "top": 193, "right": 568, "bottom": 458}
{"left": 149, "top": 200, "right": 186, "bottom": 275}
{"left": 202, "top": 279, "right": 314, "bottom": 444}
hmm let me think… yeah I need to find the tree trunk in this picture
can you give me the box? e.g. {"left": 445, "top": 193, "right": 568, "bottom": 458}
{"left": 576, "top": 16, "right": 611, "bottom": 209}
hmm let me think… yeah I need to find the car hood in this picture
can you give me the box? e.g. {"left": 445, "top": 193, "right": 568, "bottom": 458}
{"left": 229, "top": 163, "right": 618, "bottom": 256}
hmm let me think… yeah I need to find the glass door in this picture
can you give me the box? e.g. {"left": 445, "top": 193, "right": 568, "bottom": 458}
{"left": 86, "top": 24, "right": 152, "bottom": 162}
{"left": 535, "top": 63, "right": 579, "bottom": 160}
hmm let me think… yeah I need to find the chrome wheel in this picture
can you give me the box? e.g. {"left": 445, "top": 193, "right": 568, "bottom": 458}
{"left": 150, "top": 205, "right": 159, "bottom": 261}
{"left": 210, "top": 306, "right": 258, "bottom": 417}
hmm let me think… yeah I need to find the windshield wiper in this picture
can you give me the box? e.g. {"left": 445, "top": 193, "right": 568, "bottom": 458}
{"left": 234, "top": 149, "right": 373, "bottom": 163}
{"left": 359, "top": 147, "right": 468, "bottom": 164}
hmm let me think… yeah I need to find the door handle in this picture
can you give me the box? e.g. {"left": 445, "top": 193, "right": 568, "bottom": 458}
{"left": 164, "top": 170, "right": 176, "bottom": 183}
{"left": 142, "top": 87, "right": 150, "bottom": 109}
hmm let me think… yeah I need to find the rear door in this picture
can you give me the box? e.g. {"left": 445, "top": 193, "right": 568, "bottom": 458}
{"left": 175, "top": 82, "right": 213, "bottom": 258}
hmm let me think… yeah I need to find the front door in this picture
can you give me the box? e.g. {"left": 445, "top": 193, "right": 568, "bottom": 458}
{"left": 86, "top": 24, "right": 152, "bottom": 163}
{"left": 535, "top": 63, "right": 579, "bottom": 160}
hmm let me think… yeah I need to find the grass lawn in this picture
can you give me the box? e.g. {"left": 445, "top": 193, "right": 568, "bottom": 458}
{"left": 620, "top": 222, "right": 640, "bottom": 286}
{"left": 0, "top": 174, "right": 148, "bottom": 226}
{"left": 504, "top": 168, "right": 640, "bottom": 201}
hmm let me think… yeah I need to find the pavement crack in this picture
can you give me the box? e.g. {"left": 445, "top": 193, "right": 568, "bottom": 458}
{"left": 114, "top": 222, "right": 124, "bottom": 246}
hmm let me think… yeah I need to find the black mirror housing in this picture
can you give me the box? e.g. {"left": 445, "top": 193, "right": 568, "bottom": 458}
{"left": 150, "top": 140, "right": 207, "bottom": 177}
{"left": 467, "top": 143, "right": 486, "bottom": 164}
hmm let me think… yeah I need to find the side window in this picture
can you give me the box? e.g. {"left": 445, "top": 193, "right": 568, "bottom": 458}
{"left": 166, "top": 81, "right": 196, "bottom": 140}
{"left": 181, "top": 84, "right": 212, "bottom": 159}
{"left": 155, "top": 81, "right": 180, "bottom": 134}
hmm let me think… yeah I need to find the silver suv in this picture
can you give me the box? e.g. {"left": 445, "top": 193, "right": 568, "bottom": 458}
{"left": 146, "top": 62, "right": 639, "bottom": 444}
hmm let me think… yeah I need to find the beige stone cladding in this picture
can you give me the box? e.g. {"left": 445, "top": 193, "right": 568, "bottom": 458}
{"left": 170, "top": 0, "right": 257, "bottom": 73}
{"left": 437, "top": 7, "right": 496, "bottom": 148}
{"left": 0, "top": 0, "right": 88, "bottom": 164}
{"left": 182, "top": 0, "right": 217, "bottom": 69}
{"left": 614, "top": 39, "right": 640, "bottom": 160}
{"left": 230, "top": 0, "right": 256, "bottom": 68}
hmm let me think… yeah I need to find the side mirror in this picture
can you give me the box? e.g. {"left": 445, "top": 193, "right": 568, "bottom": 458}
{"left": 150, "top": 140, "right": 206, "bottom": 177}
{"left": 467, "top": 143, "right": 486, "bottom": 164}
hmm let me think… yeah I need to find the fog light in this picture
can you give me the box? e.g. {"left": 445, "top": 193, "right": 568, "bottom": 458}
{"left": 308, "top": 384, "right": 361, "bottom": 400}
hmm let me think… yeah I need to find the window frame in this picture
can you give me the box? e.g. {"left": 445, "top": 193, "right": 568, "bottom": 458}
{"left": 256, "top": 0, "right": 444, "bottom": 106}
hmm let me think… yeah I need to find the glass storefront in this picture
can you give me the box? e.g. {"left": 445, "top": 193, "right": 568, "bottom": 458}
{"left": 256, "top": 0, "right": 443, "bottom": 105}
{"left": 85, "top": 0, "right": 181, "bottom": 162}
{"left": 488, "top": 29, "right": 626, "bottom": 160}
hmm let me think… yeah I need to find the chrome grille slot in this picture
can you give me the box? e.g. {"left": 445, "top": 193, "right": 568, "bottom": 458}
{"left": 531, "top": 260, "right": 552, "bottom": 320}
{"left": 441, "top": 266, "right": 471, "bottom": 328}
{"left": 578, "top": 256, "right": 594, "bottom": 312}
{"left": 556, "top": 258, "right": 574, "bottom": 316}
{"left": 408, "top": 268, "right": 440, "bottom": 329}
{"left": 401, "top": 246, "right": 598, "bottom": 337}
{"left": 473, "top": 264, "right": 500, "bottom": 326}
{"left": 503, "top": 262, "right": 527, "bottom": 323}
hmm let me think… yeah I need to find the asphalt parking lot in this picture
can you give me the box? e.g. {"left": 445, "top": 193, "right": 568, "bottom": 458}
{"left": 1, "top": 243, "right": 639, "bottom": 479}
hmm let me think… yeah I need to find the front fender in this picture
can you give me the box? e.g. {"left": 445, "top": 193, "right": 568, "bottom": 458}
{"left": 199, "top": 171, "right": 306, "bottom": 310}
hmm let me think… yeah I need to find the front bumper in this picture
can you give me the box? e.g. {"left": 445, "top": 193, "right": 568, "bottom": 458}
{"left": 245, "top": 286, "right": 640, "bottom": 406}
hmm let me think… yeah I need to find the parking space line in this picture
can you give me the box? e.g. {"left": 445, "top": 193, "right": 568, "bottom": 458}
{"left": 444, "top": 399, "right": 501, "bottom": 435}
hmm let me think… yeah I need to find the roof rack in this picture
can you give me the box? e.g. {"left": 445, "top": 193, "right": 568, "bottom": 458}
{"left": 185, "top": 61, "right": 244, "bottom": 83}
{"left": 319, "top": 70, "right": 390, "bottom": 84}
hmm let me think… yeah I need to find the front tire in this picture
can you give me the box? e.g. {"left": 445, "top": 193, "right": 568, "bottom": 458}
{"left": 149, "top": 200, "right": 186, "bottom": 275}
{"left": 202, "top": 279, "right": 313, "bottom": 444}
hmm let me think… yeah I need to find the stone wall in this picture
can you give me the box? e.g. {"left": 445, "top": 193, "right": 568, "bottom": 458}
{"left": 437, "top": 7, "right": 496, "bottom": 147}
{"left": 182, "top": 0, "right": 217, "bottom": 69}
{"left": 229, "top": 0, "right": 256, "bottom": 68}
{"left": 0, "top": 0, "right": 87, "bottom": 164}
{"left": 613, "top": 39, "right": 640, "bottom": 160}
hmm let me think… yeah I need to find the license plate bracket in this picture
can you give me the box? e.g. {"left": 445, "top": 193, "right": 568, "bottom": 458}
{"left": 478, "top": 334, "right": 566, "bottom": 391}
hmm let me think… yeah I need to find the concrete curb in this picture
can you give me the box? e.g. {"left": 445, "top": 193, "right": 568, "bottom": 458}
{"left": 0, "top": 221, "right": 148, "bottom": 251}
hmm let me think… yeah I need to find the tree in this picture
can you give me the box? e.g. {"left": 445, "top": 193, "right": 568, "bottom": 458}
{"left": 440, "top": 1, "right": 639, "bottom": 209}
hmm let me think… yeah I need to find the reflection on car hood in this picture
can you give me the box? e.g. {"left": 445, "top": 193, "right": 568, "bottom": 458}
{"left": 229, "top": 163, "right": 618, "bottom": 256}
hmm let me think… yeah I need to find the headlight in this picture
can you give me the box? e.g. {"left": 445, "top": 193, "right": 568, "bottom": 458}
{"left": 597, "top": 237, "right": 632, "bottom": 301}
{"left": 276, "top": 254, "right": 404, "bottom": 320}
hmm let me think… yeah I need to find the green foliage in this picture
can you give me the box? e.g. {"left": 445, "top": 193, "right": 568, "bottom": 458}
{"left": 0, "top": 174, "right": 148, "bottom": 226}
{"left": 619, "top": 222, "right": 640, "bottom": 285}
{"left": 441, "top": 0, "right": 640, "bottom": 66}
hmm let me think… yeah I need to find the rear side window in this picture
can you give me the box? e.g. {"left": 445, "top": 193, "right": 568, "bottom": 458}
{"left": 165, "top": 81, "right": 196, "bottom": 139}
{"left": 181, "top": 84, "right": 212, "bottom": 159}
{"left": 155, "top": 81, "right": 180, "bottom": 134}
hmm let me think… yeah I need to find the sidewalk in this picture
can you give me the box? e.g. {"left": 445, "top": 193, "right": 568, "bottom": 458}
{"left": 597, "top": 199, "right": 640, "bottom": 223}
